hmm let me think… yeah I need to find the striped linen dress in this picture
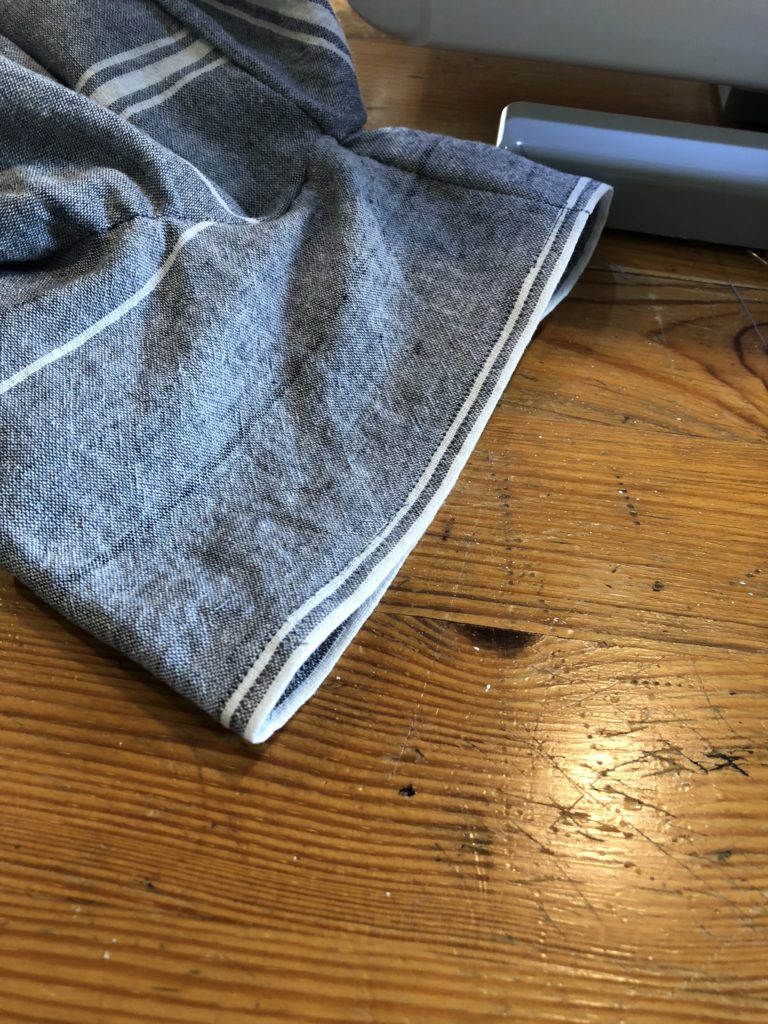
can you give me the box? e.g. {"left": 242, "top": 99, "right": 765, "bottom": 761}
{"left": 0, "top": 1, "right": 611, "bottom": 741}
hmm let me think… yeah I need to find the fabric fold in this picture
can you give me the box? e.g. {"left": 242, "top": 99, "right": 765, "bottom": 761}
{"left": 0, "top": 0, "right": 611, "bottom": 741}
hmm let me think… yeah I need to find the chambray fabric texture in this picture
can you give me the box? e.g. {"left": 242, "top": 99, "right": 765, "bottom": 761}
{"left": 0, "top": 0, "right": 611, "bottom": 741}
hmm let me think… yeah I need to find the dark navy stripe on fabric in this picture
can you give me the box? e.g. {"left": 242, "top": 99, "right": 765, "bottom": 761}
{"left": 200, "top": 0, "right": 351, "bottom": 63}
{"left": 245, "top": 2, "right": 351, "bottom": 53}
{"left": 154, "top": 0, "right": 366, "bottom": 140}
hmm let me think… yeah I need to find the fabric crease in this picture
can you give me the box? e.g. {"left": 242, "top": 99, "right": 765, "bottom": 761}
{"left": 0, "top": 0, "right": 611, "bottom": 741}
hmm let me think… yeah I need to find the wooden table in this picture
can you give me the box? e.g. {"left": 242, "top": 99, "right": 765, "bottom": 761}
{"left": 2, "top": 5, "right": 767, "bottom": 1021}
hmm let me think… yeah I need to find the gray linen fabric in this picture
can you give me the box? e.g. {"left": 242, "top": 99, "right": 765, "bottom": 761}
{"left": 0, "top": 0, "right": 611, "bottom": 741}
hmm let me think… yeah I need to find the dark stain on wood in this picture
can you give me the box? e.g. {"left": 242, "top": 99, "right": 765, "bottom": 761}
{"left": 733, "top": 320, "right": 768, "bottom": 390}
{"left": 457, "top": 622, "right": 540, "bottom": 655}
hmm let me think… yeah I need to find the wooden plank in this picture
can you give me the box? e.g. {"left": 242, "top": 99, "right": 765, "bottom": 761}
{"left": 0, "top": 607, "right": 766, "bottom": 1022}
{"left": 593, "top": 233, "right": 768, "bottom": 292}
{"left": 386, "top": 426, "right": 768, "bottom": 651}
{"left": 382, "top": 271, "right": 768, "bottom": 651}
{"left": 505, "top": 271, "right": 768, "bottom": 442}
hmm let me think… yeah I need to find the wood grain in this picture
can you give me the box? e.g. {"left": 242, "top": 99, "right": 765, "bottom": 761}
{"left": 1, "top": 4, "right": 767, "bottom": 1023}
{"left": 1, "top": 606, "right": 767, "bottom": 1022}
{"left": 386, "top": 272, "right": 768, "bottom": 651}
{"left": 592, "top": 233, "right": 768, "bottom": 291}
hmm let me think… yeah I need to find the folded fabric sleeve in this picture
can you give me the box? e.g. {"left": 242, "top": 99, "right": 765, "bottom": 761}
{"left": 0, "top": 0, "right": 611, "bottom": 741}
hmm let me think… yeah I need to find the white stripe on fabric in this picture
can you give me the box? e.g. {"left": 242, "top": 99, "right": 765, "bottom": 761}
{"left": 74, "top": 30, "right": 189, "bottom": 93}
{"left": 222, "top": 177, "right": 602, "bottom": 733}
{"left": 243, "top": 0, "right": 347, "bottom": 44}
{"left": 199, "top": 0, "right": 353, "bottom": 66}
{"left": 179, "top": 156, "right": 262, "bottom": 224}
{"left": 249, "top": 559, "right": 404, "bottom": 743}
{"left": 241, "top": 182, "right": 612, "bottom": 743}
{"left": 89, "top": 39, "right": 214, "bottom": 108}
{"left": 0, "top": 221, "right": 214, "bottom": 398}
{"left": 121, "top": 56, "right": 228, "bottom": 120}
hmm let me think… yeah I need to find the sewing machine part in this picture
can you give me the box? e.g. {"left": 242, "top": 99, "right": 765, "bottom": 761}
{"left": 497, "top": 102, "right": 768, "bottom": 248}
{"left": 349, "top": 0, "right": 767, "bottom": 91}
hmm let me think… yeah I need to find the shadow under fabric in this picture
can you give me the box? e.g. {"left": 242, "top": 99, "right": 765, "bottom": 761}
{"left": 0, "top": 0, "right": 611, "bottom": 742}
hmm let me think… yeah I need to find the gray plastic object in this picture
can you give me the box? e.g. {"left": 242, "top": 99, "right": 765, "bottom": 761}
{"left": 497, "top": 103, "right": 768, "bottom": 248}
{"left": 349, "top": 0, "right": 768, "bottom": 91}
